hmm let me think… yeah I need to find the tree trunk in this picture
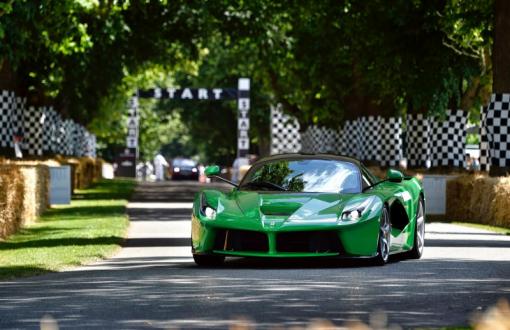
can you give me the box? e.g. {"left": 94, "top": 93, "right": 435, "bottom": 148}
{"left": 487, "top": 0, "right": 510, "bottom": 176}
{"left": 493, "top": 0, "right": 510, "bottom": 93}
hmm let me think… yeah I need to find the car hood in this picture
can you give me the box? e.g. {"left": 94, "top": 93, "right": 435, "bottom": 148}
{"left": 205, "top": 190, "right": 362, "bottom": 225}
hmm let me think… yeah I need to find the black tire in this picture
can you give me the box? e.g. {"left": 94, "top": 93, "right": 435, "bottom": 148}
{"left": 373, "top": 206, "right": 391, "bottom": 266}
{"left": 407, "top": 198, "right": 425, "bottom": 259}
{"left": 193, "top": 254, "right": 225, "bottom": 266}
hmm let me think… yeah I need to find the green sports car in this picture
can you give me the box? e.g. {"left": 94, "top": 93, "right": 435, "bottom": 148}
{"left": 191, "top": 154, "right": 425, "bottom": 266}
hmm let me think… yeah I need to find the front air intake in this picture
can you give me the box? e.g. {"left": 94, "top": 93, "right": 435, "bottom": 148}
{"left": 276, "top": 231, "right": 343, "bottom": 253}
{"left": 214, "top": 229, "right": 269, "bottom": 252}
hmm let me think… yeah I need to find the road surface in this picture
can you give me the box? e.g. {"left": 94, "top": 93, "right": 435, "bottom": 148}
{"left": 1, "top": 181, "right": 509, "bottom": 329}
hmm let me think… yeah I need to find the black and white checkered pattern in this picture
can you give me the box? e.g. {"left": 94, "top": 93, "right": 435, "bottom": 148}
{"left": 486, "top": 93, "right": 510, "bottom": 168}
{"left": 86, "top": 133, "right": 96, "bottom": 157}
{"left": 429, "top": 110, "right": 467, "bottom": 167}
{"left": 340, "top": 119, "right": 360, "bottom": 158}
{"left": 41, "top": 106, "right": 50, "bottom": 152}
{"left": 358, "top": 116, "right": 381, "bottom": 162}
{"left": 12, "top": 96, "right": 26, "bottom": 138}
{"left": 71, "top": 122, "right": 84, "bottom": 157}
{"left": 479, "top": 106, "right": 490, "bottom": 172}
{"left": 53, "top": 114, "right": 63, "bottom": 154}
{"left": 21, "top": 106, "right": 44, "bottom": 156}
{"left": 41, "top": 107, "right": 60, "bottom": 154}
{"left": 300, "top": 126, "right": 318, "bottom": 153}
{"left": 323, "top": 127, "right": 342, "bottom": 153}
{"left": 270, "top": 106, "right": 301, "bottom": 154}
{"left": 61, "top": 119, "right": 74, "bottom": 156}
{"left": 0, "top": 89, "right": 97, "bottom": 158}
{"left": 406, "top": 114, "right": 430, "bottom": 167}
{"left": 0, "top": 90, "right": 16, "bottom": 148}
{"left": 380, "top": 117, "right": 403, "bottom": 167}
{"left": 300, "top": 126, "right": 342, "bottom": 153}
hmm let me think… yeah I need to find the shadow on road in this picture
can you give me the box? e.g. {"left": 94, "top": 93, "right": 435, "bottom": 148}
{"left": 1, "top": 255, "right": 508, "bottom": 329}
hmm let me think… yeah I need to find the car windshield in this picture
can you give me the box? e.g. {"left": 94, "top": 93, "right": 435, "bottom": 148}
{"left": 173, "top": 159, "right": 196, "bottom": 167}
{"left": 240, "top": 158, "right": 361, "bottom": 193}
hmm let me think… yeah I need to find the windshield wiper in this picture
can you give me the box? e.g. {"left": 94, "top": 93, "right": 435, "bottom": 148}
{"left": 241, "top": 181, "right": 288, "bottom": 191}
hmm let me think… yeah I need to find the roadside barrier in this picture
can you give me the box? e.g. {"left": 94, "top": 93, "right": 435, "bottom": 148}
{"left": 0, "top": 157, "right": 105, "bottom": 239}
{"left": 447, "top": 175, "right": 510, "bottom": 228}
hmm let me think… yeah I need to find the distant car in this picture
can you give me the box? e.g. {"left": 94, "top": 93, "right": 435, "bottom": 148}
{"left": 171, "top": 158, "right": 199, "bottom": 180}
{"left": 191, "top": 153, "right": 425, "bottom": 266}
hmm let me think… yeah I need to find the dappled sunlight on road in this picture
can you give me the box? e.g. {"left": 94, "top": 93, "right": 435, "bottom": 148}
{"left": 1, "top": 181, "right": 509, "bottom": 329}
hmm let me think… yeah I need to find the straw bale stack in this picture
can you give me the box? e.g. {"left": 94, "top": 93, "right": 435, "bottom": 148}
{"left": 18, "top": 165, "right": 50, "bottom": 225}
{"left": 0, "top": 165, "right": 24, "bottom": 239}
{"left": 446, "top": 175, "right": 510, "bottom": 228}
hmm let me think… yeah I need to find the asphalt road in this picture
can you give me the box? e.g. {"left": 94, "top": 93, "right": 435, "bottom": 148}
{"left": 1, "top": 181, "right": 509, "bottom": 329}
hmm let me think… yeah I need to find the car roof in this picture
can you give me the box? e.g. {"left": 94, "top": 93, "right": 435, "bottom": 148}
{"left": 252, "top": 153, "right": 362, "bottom": 167}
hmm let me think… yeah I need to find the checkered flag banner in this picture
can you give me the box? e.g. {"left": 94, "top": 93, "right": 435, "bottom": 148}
{"left": 13, "top": 96, "right": 26, "bottom": 141}
{"left": 429, "top": 110, "right": 467, "bottom": 168}
{"left": 0, "top": 90, "right": 16, "bottom": 148}
{"left": 0, "top": 89, "right": 97, "bottom": 158}
{"left": 86, "top": 134, "right": 96, "bottom": 157}
{"left": 270, "top": 105, "right": 301, "bottom": 154}
{"left": 55, "top": 116, "right": 66, "bottom": 155}
{"left": 380, "top": 117, "right": 403, "bottom": 167}
{"left": 41, "top": 107, "right": 63, "bottom": 155}
{"left": 270, "top": 107, "right": 403, "bottom": 166}
{"left": 340, "top": 119, "right": 360, "bottom": 158}
{"left": 358, "top": 116, "right": 382, "bottom": 162}
{"left": 485, "top": 93, "right": 510, "bottom": 168}
{"left": 479, "top": 106, "right": 490, "bottom": 172}
{"left": 41, "top": 106, "right": 51, "bottom": 153}
{"left": 406, "top": 114, "right": 430, "bottom": 167}
{"left": 301, "top": 126, "right": 342, "bottom": 154}
{"left": 21, "top": 106, "right": 44, "bottom": 156}
{"left": 64, "top": 119, "right": 76, "bottom": 156}
{"left": 72, "top": 122, "right": 85, "bottom": 156}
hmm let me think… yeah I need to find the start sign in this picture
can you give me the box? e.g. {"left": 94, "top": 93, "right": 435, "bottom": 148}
{"left": 123, "top": 78, "right": 251, "bottom": 177}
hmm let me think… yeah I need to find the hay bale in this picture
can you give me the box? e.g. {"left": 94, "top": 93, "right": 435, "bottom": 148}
{"left": 446, "top": 175, "right": 510, "bottom": 228}
{"left": 491, "top": 177, "right": 510, "bottom": 227}
{"left": 93, "top": 158, "right": 104, "bottom": 181}
{"left": 0, "top": 163, "right": 50, "bottom": 238}
{"left": 446, "top": 175, "right": 475, "bottom": 221}
{"left": 19, "top": 165, "right": 50, "bottom": 225}
{"left": 0, "top": 165, "right": 24, "bottom": 239}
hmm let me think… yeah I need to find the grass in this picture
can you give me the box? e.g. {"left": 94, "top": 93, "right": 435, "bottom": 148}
{"left": 0, "top": 179, "right": 136, "bottom": 280}
{"left": 453, "top": 222, "right": 510, "bottom": 235}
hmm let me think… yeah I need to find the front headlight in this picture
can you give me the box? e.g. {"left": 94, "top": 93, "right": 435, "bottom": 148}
{"left": 341, "top": 196, "right": 378, "bottom": 221}
{"left": 200, "top": 193, "right": 217, "bottom": 220}
{"left": 203, "top": 206, "right": 216, "bottom": 219}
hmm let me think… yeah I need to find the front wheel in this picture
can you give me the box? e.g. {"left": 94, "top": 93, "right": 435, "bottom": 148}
{"left": 407, "top": 198, "right": 425, "bottom": 259}
{"left": 193, "top": 254, "right": 225, "bottom": 266}
{"left": 373, "top": 207, "right": 391, "bottom": 266}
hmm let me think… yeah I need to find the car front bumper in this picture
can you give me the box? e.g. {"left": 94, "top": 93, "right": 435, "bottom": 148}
{"left": 191, "top": 214, "right": 380, "bottom": 258}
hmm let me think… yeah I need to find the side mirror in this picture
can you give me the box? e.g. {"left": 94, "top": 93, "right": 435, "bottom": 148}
{"left": 386, "top": 169, "right": 404, "bottom": 182}
{"left": 204, "top": 165, "right": 220, "bottom": 177}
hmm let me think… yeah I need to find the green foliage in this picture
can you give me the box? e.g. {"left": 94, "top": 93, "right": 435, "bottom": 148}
{"left": 0, "top": 0, "right": 495, "bottom": 161}
{"left": 138, "top": 99, "right": 190, "bottom": 161}
{"left": 466, "top": 133, "right": 480, "bottom": 145}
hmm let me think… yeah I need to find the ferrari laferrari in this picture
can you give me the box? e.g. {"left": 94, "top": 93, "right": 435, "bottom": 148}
{"left": 191, "top": 154, "right": 425, "bottom": 266}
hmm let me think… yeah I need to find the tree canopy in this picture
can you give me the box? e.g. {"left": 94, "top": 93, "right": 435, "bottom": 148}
{"left": 0, "top": 0, "right": 495, "bottom": 163}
